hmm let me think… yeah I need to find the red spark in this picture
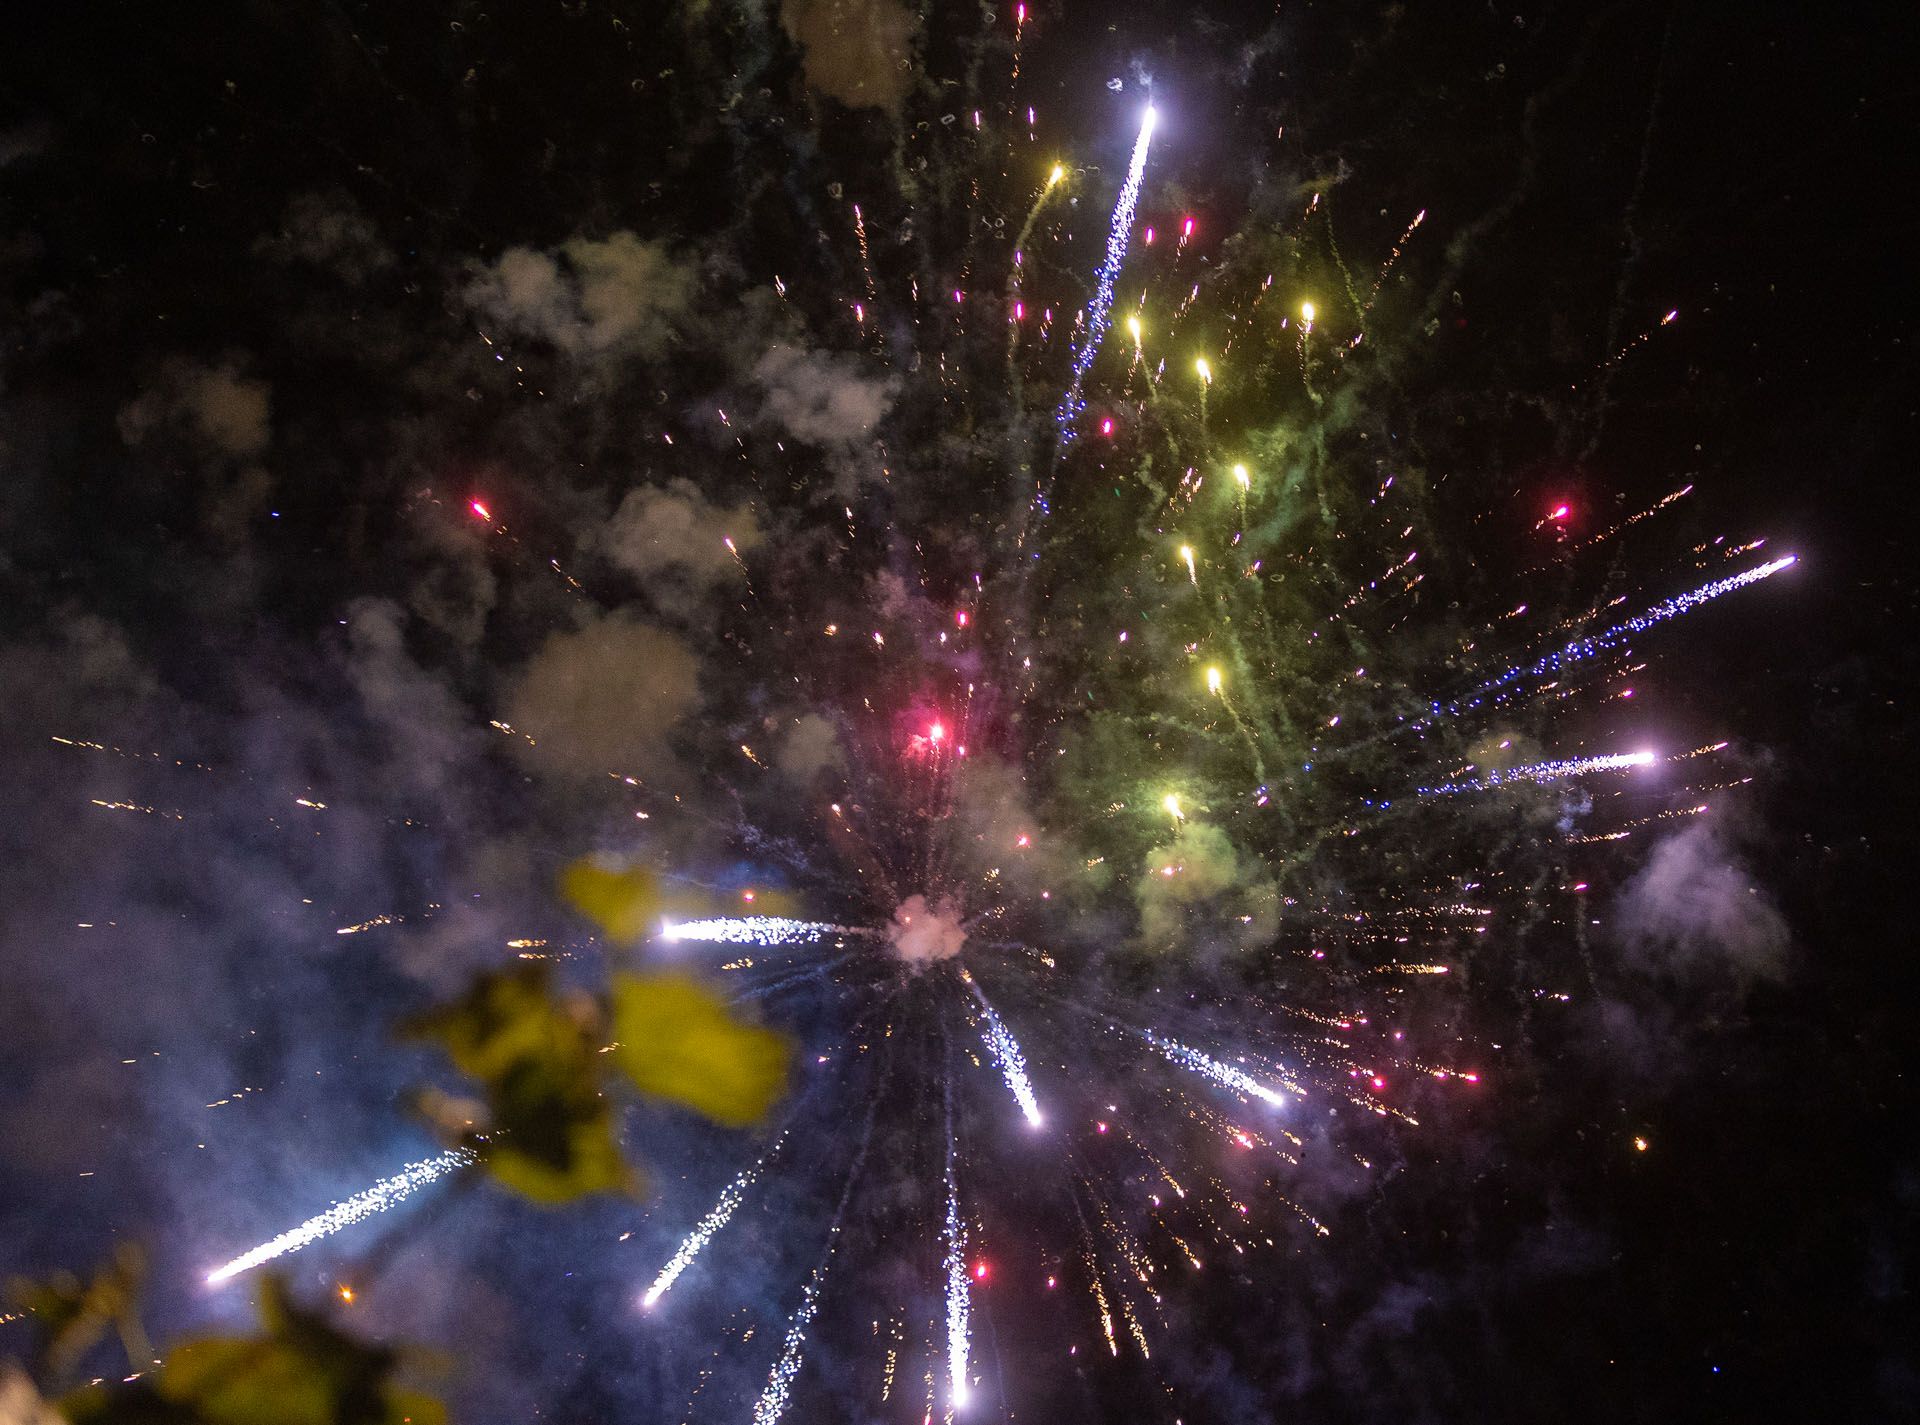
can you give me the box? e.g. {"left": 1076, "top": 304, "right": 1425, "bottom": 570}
{"left": 469, "top": 499, "right": 491, "bottom": 522}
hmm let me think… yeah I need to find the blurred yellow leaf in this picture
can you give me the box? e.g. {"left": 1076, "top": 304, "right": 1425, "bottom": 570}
{"left": 608, "top": 973, "right": 790, "bottom": 1129}
{"left": 63, "top": 1278, "right": 443, "bottom": 1425}
{"left": 558, "top": 860, "right": 660, "bottom": 945}
{"left": 7, "top": 1244, "right": 148, "bottom": 1386}
{"left": 404, "top": 966, "right": 637, "bottom": 1204}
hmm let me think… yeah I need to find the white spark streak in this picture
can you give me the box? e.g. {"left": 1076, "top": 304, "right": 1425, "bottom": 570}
{"left": 1144, "top": 1032, "right": 1288, "bottom": 1108}
{"left": 641, "top": 1141, "right": 781, "bottom": 1308}
{"left": 962, "top": 972, "right": 1043, "bottom": 1126}
{"left": 1418, "top": 749, "right": 1655, "bottom": 795}
{"left": 205, "top": 1148, "right": 473, "bottom": 1285}
{"left": 659, "top": 916, "right": 852, "bottom": 945}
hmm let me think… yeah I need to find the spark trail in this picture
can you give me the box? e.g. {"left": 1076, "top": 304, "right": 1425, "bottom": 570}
{"left": 1417, "top": 749, "right": 1656, "bottom": 795}
{"left": 1143, "top": 1032, "right": 1290, "bottom": 1108}
{"left": 944, "top": 1151, "right": 972, "bottom": 1409}
{"left": 205, "top": 1148, "right": 474, "bottom": 1285}
{"left": 751, "top": 1051, "right": 885, "bottom": 1425}
{"left": 660, "top": 917, "right": 858, "bottom": 946}
{"left": 1423, "top": 556, "right": 1797, "bottom": 725}
{"left": 642, "top": 1136, "right": 786, "bottom": 1309}
{"left": 1055, "top": 105, "right": 1157, "bottom": 439}
{"left": 961, "top": 970, "right": 1043, "bottom": 1126}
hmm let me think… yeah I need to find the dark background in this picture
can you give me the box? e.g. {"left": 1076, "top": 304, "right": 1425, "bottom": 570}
{"left": 3, "top": 2, "right": 1916, "bottom": 1421}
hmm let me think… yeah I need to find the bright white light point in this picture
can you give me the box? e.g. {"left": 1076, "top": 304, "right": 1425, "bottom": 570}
{"left": 1162, "top": 793, "right": 1184, "bottom": 821}
{"left": 1301, "top": 301, "right": 1316, "bottom": 323}
{"left": 1195, "top": 357, "right": 1212, "bottom": 383}
{"left": 1232, "top": 463, "right": 1250, "bottom": 489}
{"left": 1206, "top": 666, "right": 1223, "bottom": 694}
{"left": 1127, "top": 314, "right": 1142, "bottom": 342}
{"left": 661, "top": 917, "right": 846, "bottom": 945}
{"left": 930, "top": 722, "right": 945, "bottom": 742}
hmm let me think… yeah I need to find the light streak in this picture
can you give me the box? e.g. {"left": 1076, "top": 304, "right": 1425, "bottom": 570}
{"left": 205, "top": 1148, "right": 474, "bottom": 1285}
{"left": 642, "top": 1140, "right": 783, "bottom": 1309}
{"left": 1417, "top": 749, "right": 1655, "bottom": 795}
{"left": 1424, "top": 556, "right": 1797, "bottom": 724}
{"left": 1144, "top": 1032, "right": 1289, "bottom": 1108}
{"left": 659, "top": 917, "right": 852, "bottom": 945}
{"left": 962, "top": 972, "right": 1043, "bottom": 1125}
{"left": 944, "top": 1163, "right": 972, "bottom": 1408}
{"left": 1056, "top": 106, "right": 1157, "bottom": 437}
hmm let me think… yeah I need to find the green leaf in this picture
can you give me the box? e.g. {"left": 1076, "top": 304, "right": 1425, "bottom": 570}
{"left": 608, "top": 973, "right": 791, "bottom": 1129}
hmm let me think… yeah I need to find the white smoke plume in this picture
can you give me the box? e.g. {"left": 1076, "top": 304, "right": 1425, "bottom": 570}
{"left": 466, "top": 232, "right": 694, "bottom": 359}
{"left": 887, "top": 894, "right": 965, "bottom": 967}
{"left": 1615, "top": 819, "right": 1790, "bottom": 984}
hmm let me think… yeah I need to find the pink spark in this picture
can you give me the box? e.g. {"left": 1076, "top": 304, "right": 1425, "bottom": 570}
{"left": 469, "top": 499, "right": 491, "bottom": 521}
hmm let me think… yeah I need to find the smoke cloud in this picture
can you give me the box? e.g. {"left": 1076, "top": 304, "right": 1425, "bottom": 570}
{"left": 752, "top": 343, "right": 893, "bottom": 449}
{"left": 886, "top": 893, "right": 965, "bottom": 966}
{"left": 503, "top": 613, "right": 699, "bottom": 781}
{"left": 1614, "top": 818, "right": 1790, "bottom": 984}
{"left": 117, "top": 358, "right": 271, "bottom": 460}
{"left": 466, "top": 233, "right": 694, "bottom": 360}
{"left": 595, "top": 479, "right": 762, "bottom": 615}
{"left": 778, "top": 0, "right": 918, "bottom": 113}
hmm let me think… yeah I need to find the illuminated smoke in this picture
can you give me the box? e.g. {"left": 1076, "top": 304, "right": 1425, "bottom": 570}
{"left": 886, "top": 894, "right": 966, "bottom": 966}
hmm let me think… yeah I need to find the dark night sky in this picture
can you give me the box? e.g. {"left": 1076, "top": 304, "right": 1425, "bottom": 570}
{"left": 2, "top": 2, "right": 1917, "bottom": 1422}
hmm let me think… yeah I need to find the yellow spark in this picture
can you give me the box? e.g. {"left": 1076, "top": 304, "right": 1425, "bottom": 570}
{"left": 1126, "top": 313, "right": 1142, "bottom": 343}
{"left": 1300, "top": 300, "right": 1316, "bottom": 324}
{"left": 1232, "top": 462, "right": 1250, "bottom": 490}
{"left": 1633, "top": 1136, "right": 1649, "bottom": 1153}
{"left": 1047, "top": 162, "right": 1065, "bottom": 186}
{"left": 1194, "top": 357, "right": 1212, "bottom": 384}
{"left": 1179, "top": 544, "right": 1196, "bottom": 585}
{"left": 1161, "top": 794, "right": 1184, "bottom": 822}
{"left": 1205, "top": 666, "right": 1223, "bottom": 695}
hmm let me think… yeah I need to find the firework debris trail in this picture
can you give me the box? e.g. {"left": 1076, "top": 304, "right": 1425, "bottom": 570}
{"left": 205, "top": 1148, "right": 475, "bottom": 1286}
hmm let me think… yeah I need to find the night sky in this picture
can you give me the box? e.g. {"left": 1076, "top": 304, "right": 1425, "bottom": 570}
{"left": 3, "top": 3, "right": 1916, "bottom": 1422}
